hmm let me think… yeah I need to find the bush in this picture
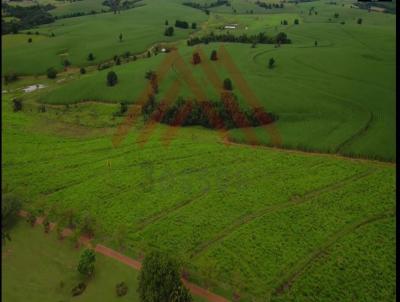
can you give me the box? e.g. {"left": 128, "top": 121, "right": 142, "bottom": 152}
{"left": 1, "top": 193, "right": 21, "bottom": 235}
{"left": 46, "top": 67, "right": 57, "bottom": 79}
{"left": 106, "top": 71, "right": 118, "bottom": 87}
{"left": 164, "top": 26, "right": 174, "bottom": 36}
{"left": 294, "top": 19, "right": 299, "bottom": 25}
{"left": 116, "top": 282, "right": 128, "bottom": 297}
{"left": 223, "top": 78, "right": 233, "bottom": 90}
{"left": 77, "top": 249, "right": 96, "bottom": 277}
{"left": 71, "top": 282, "right": 86, "bottom": 296}
{"left": 268, "top": 57, "right": 275, "bottom": 69}
{"left": 4, "top": 72, "right": 18, "bottom": 84}
{"left": 28, "top": 38, "right": 32, "bottom": 43}
{"left": 12, "top": 98, "right": 23, "bottom": 112}
{"left": 192, "top": 52, "right": 201, "bottom": 65}
{"left": 87, "top": 53, "right": 94, "bottom": 61}
{"left": 357, "top": 18, "right": 362, "bottom": 24}
{"left": 63, "top": 59, "right": 71, "bottom": 67}
{"left": 80, "top": 67, "right": 86, "bottom": 74}
{"left": 210, "top": 50, "right": 217, "bottom": 61}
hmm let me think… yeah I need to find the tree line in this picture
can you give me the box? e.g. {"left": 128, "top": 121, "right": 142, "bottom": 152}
{"left": 255, "top": 1, "right": 284, "bottom": 9}
{"left": 187, "top": 31, "right": 291, "bottom": 46}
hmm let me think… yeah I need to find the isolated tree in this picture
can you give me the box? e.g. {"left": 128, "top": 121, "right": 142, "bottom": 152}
{"left": 107, "top": 71, "right": 118, "bottom": 86}
{"left": 116, "top": 57, "right": 121, "bottom": 65}
{"left": 210, "top": 50, "right": 218, "bottom": 61}
{"left": 12, "top": 98, "right": 23, "bottom": 112}
{"left": 268, "top": 57, "right": 275, "bottom": 69}
{"left": 63, "top": 59, "right": 71, "bottom": 67}
{"left": 2, "top": 193, "right": 21, "bottom": 243}
{"left": 120, "top": 102, "right": 128, "bottom": 114}
{"left": 314, "top": 40, "right": 318, "bottom": 47}
{"left": 77, "top": 248, "right": 96, "bottom": 277}
{"left": 138, "top": 251, "right": 192, "bottom": 302}
{"left": 191, "top": 22, "right": 197, "bottom": 29}
{"left": 165, "top": 20, "right": 169, "bottom": 26}
{"left": 192, "top": 52, "right": 201, "bottom": 65}
{"left": 87, "top": 53, "right": 95, "bottom": 61}
{"left": 294, "top": 19, "right": 299, "bottom": 25}
{"left": 51, "top": 32, "right": 55, "bottom": 37}
{"left": 164, "top": 26, "right": 174, "bottom": 36}
{"left": 334, "top": 12, "right": 339, "bottom": 18}
{"left": 223, "top": 78, "right": 233, "bottom": 91}
{"left": 46, "top": 67, "right": 57, "bottom": 79}
{"left": 4, "top": 72, "right": 18, "bottom": 85}
{"left": 28, "top": 38, "right": 32, "bottom": 43}
{"left": 147, "top": 51, "right": 151, "bottom": 58}
{"left": 357, "top": 18, "right": 362, "bottom": 24}
{"left": 119, "top": 33, "right": 123, "bottom": 42}
{"left": 80, "top": 67, "right": 86, "bottom": 74}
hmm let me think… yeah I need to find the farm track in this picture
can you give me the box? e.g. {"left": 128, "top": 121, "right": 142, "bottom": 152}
{"left": 222, "top": 137, "right": 395, "bottom": 167}
{"left": 189, "top": 168, "right": 376, "bottom": 259}
{"left": 17, "top": 210, "right": 230, "bottom": 302}
{"left": 335, "top": 111, "right": 374, "bottom": 154}
{"left": 273, "top": 209, "right": 395, "bottom": 296}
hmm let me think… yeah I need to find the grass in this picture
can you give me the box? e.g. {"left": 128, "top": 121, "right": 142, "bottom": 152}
{"left": 2, "top": 220, "right": 142, "bottom": 302}
{"left": 2, "top": 0, "right": 207, "bottom": 75}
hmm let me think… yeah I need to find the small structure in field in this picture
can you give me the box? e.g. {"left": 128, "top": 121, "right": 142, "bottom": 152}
{"left": 369, "top": 6, "right": 386, "bottom": 13}
{"left": 224, "top": 23, "right": 238, "bottom": 29}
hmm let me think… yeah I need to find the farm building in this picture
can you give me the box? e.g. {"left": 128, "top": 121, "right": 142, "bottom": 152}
{"left": 369, "top": 6, "right": 386, "bottom": 13}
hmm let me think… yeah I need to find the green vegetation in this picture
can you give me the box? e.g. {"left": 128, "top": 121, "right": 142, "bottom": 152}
{"left": 1, "top": 0, "right": 396, "bottom": 300}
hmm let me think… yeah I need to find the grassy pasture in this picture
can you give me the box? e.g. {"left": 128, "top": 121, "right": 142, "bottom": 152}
{"left": 35, "top": 4, "right": 396, "bottom": 160}
{"left": 2, "top": 91, "right": 396, "bottom": 300}
{"left": 1, "top": 221, "right": 142, "bottom": 302}
{"left": 2, "top": 0, "right": 207, "bottom": 75}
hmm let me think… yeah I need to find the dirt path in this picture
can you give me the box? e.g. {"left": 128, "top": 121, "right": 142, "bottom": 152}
{"left": 17, "top": 211, "right": 230, "bottom": 302}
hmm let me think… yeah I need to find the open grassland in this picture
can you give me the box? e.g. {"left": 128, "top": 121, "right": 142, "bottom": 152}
{"left": 2, "top": 91, "right": 396, "bottom": 300}
{"left": 21, "top": 0, "right": 394, "bottom": 160}
{"left": 2, "top": 0, "right": 207, "bottom": 75}
{"left": 2, "top": 221, "right": 142, "bottom": 302}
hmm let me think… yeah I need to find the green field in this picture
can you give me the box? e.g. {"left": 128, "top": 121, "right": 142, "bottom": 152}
{"left": 2, "top": 89, "right": 396, "bottom": 299}
{"left": 2, "top": 0, "right": 396, "bottom": 300}
{"left": 2, "top": 221, "right": 142, "bottom": 302}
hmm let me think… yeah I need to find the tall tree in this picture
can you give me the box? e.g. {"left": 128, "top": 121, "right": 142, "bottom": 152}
{"left": 138, "top": 251, "right": 192, "bottom": 302}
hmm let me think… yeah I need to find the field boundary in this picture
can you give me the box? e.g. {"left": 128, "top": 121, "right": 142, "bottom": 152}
{"left": 17, "top": 210, "right": 230, "bottom": 302}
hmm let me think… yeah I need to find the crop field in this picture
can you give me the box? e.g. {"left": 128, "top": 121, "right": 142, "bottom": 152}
{"left": 2, "top": 89, "right": 396, "bottom": 300}
{"left": 2, "top": 0, "right": 396, "bottom": 301}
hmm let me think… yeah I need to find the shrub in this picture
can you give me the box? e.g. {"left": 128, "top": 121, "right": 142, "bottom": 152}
{"left": 268, "top": 57, "right": 275, "bottom": 69}
{"left": 38, "top": 104, "right": 46, "bottom": 113}
{"left": 294, "top": 19, "right": 299, "bottom": 25}
{"left": 87, "top": 53, "right": 94, "bottom": 61}
{"left": 120, "top": 102, "right": 128, "bottom": 114}
{"left": 1, "top": 193, "right": 21, "bottom": 242}
{"left": 71, "top": 282, "right": 86, "bottom": 296}
{"left": 210, "top": 50, "right": 217, "bottom": 61}
{"left": 77, "top": 249, "right": 96, "bottom": 277}
{"left": 28, "top": 38, "right": 32, "bottom": 43}
{"left": 116, "top": 282, "right": 128, "bottom": 297}
{"left": 63, "top": 59, "right": 71, "bottom": 67}
{"left": 116, "top": 57, "right": 121, "bottom": 65}
{"left": 80, "top": 67, "right": 86, "bottom": 74}
{"left": 191, "top": 22, "right": 197, "bottom": 29}
{"left": 223, "top": 78, "right": 233, "bottom": 90}
{"left": 192, "top": 52, "right": 201, "bottom": 65}
{"left": 12, "top": 98, "right": 23, "bottom": 112}
{"left": 357, "top": 18, "right": 362, "bottom": 24}
{"left": 164, "top": 26, "right": 174, "bottom": 36}
{"left": 4, "top": 72, "right": 18, "bottom": 84}
{"left": 106, "top": 71, "right": 118, "bottom": 87}
{"left": 46, "top": 67, "right": 57, "bottom": 79}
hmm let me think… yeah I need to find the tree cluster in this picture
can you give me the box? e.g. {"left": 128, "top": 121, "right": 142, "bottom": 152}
{"left": 2, "top": 3, "right": 55, "bottom": 34}
{"left": 182, "top": 0, "right": 229, "bottom": 12}
{"left": 141, "top": 94, "right": 277, "bottom": 130}
{"left": 175, "top": 20, "right": 189, "bottom": 29}
{"left": 255, "top": 1, "right": 284, "bottom": 9}
{"left": 187, "top": 31, "right": 291, "bottom": 46}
